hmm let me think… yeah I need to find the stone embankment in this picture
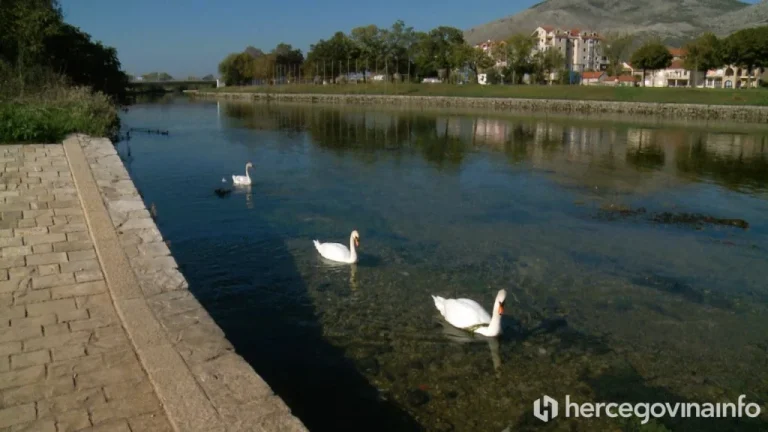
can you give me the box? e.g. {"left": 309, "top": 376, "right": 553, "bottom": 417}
{"left": 0, "top": 136, "right": 307, "bottom": 431}
{"left": 190, "top": 91, "right": 768, "bottom": 123}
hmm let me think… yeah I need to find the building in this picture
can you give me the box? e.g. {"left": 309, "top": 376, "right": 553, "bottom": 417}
{"left": 531, "top": 26, "right": 608, "bottom": 72}
{"left": 704, "top": 66, "right": 762, "bottom": 88}
{"left": 581, "top": 71, "right": 606, "bottom": 85}
{"left": 622, "top": 48, "right": 703, "bottom": 87}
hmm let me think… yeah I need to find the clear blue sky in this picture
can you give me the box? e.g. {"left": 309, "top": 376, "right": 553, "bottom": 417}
{"left": 60, "top": 0, "right": 760, "bottom": 79}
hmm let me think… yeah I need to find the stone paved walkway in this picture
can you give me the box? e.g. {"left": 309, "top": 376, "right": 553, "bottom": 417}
{"left": 0, "top": 138, "right": 307, "bottom": 432}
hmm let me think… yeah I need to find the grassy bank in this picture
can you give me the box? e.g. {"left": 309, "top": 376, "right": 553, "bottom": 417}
{"left": 208, "top": 83, "right": 768, "bottom": 106}
{"left": 0, "top": 86, "right": 119, "bottom": 144}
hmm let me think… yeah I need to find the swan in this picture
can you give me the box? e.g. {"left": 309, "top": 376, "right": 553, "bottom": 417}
{"left": 432, "top": 289, "right": 506, "bottom": 337}
{"left": 313, "top": 230, "right": 359, "bottom": 264}
{"left": 232, "top": 162, "right": 254, "bottom": 185}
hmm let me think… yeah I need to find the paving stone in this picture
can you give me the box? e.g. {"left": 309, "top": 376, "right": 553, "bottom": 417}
{"left": 13, "top": 288, "right": 50, "bottom": 305}
{"left": 56, "top": 309, "right": 89, "bottom": 324}
{"left": 66, "top": 250, "right": 95, "bottom": 262}
{"left": 60, "top": 259, "right": 100, "bottom": 274}
{"left": 11, "top": 315, "right": 56, "bottom": 328}
{"left": 0, "top": 326, "right": 42, "bottom": 344}
{"left": 31, "top": 273, "right": 74, "bottom": 290}
{"left": 26, "top": 298, "right": 76, "bottom": 317}
{"left": 48, "top": 224, "right": 86, "bottom": 234}
{"left": 1, "top": 246, "right": 32, "bottom": 258}
{"left": 51, "top": 345, "right": 86, "bottom": 362}
{"left": 0, "top": 366, "right": 45, "bottom": 390}
{"left": 43, "top": 323, "right": 69, "bottom": 337}
{"left": 51, "top": 281, "right": 106, "bottom": 300}
{"left": 79, "top": 419, "right": 130, "bottom": 432}
{"left": 1, "top": 375, "right": 74, "bottom": 405}
{"left": 54, "top": 409, "right": 91, "bottom": 432}
{"left": 89, "top": 393, "right": 161, "bottom": 426}
{"left": 0, "top": 257, "right": 26, "bottom": 270}
{"left": 74, "top": 270, "right": 102, "bottom": 283}
{"left": 24, "top": 330, "right": 90, "bottom": 351}
{"left": 0, "top": 403, "right": 35, "bottom": 428}
{"left": 128, "top": 412, "right": 174, "bottom": 432}
{"left": 47, "top": 355, "right": 104, "bottom": 380}
{"left": 21, "top": 233, "right": 65, "bottom": 246}
{"left": 10, "top": 349, "right": 49, "bottom": 369}
{"left": 0, "top": 238, "right": 22, "bottom": 248}
{"left": 30, "top": 244, "right": 52, "bottom": 254}
{"left": 43, "top": 387, "right": 105, "bottom": 416}
{"left": 8, "top": 418, "right": 56, "bottom": 432}
{"left": 36, "top": 264, "right": 59, "bottom": 276}
{"left": 52, "top": 241, "right": 92, "bottom": 253}
{"left": 0, "top": 342, "right": 21, "bottom": 356}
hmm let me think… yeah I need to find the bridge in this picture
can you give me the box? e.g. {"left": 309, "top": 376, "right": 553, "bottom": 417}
{"left": 128, "top": 80, "right": 217, "bottom": 94}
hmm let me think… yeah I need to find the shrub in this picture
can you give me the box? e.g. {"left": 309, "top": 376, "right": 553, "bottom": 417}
{"left": 0, "top": 86, "right": 119, "bottom": 143}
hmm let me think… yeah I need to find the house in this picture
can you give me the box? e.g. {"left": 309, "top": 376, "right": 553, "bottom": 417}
{"left": 604, "top": 75, "right": 638, "bottom": 87}
{"left": 580, "top": 71, "right": 606, "bottom": 85}
{"left": 704, "top": 66, "right": 762, "bottom": 88}
{"left": 532, "top": 26, "right": 608, "bottom": 72}
{"left": 623, "top": 48, "right": 703, "bottom": 87}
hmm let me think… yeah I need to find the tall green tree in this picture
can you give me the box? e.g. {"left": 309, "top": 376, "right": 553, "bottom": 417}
{"left": 683, "top": 32, "right": 722, "bottom": 87}
{"left": 602, "top": 32, "right": 634, "bottom": 76}
{"left": 630, "top": 41, "right": 672, "bottom": 86}
{"left": 501, "top": 34, "right": 535, "bottom": 84}
{"left": 350, "top": 24, "right": 385, "bottom": 80}
{"left": 453, "top": 45, "right": 494, "bottom": 83}
{"left": 413, "top": 26, "right": 466, "bottom": 80}
{"left": 534, "top": 48, "right": 566, "bottom": 84}
{"left": 218, "top": 53, "right": 257, "bottom": 85}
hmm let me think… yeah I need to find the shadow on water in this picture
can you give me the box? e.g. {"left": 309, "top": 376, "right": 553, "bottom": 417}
{"left": 176, "top": 226, "right": 425, "bottom": 431}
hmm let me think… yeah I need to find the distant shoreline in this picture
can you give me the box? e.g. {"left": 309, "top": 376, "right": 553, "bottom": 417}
{"left": 188, "top": 90, "right": 768, "bottom": 123}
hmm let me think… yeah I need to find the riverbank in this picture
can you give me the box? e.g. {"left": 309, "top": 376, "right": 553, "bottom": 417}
{"left": 0, "top": 136, "right": 307, "bottom": 431}
{"left": 189, "top": 89, "right": 768, "bottom": 123}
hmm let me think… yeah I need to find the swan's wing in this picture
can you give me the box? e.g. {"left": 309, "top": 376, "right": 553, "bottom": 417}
{"left": 442, "top": 298, "right": 492, "bottom": 329}
{"left": 315, "top": 242, "right": 350, "bottom": 262}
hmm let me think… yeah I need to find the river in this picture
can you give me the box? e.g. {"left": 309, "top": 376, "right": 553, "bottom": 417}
{"left": 119, "top": 96, "right": 768, "bottom": 432}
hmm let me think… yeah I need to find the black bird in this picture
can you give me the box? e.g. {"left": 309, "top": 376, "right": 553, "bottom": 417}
{"left": 214, "top": 188, "right": 232, "bottom": 198}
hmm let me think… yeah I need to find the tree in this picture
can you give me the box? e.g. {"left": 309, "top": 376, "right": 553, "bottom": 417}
{"left": 502, "top": 34, "right": 535, "bottom": 84}
{"left": 413, "top": 26, "right": 466, "bottom": 80}
{"left": 534, "top": 48, "right": 565, "bottom": 84}
{"left": 721, "top": 27, "right": 768, "bottom": 88}
{"left": 218, "top": 53, "right": 256, "bottom": 85}
{"left": 684, "top": 33, "right": 722, "bottom": 87}
{"left": 202, "top": 74, "right": 215, "bottom": 81}
{"left": 602, "top": 32, "right": 634, "bottom": 76}
{"left": 141, "top": 72, "right": 173, "bottom": 81}
{"left": 630, "top": 41, "right": 672, "bottom": 87}
{"left": 244, "top": 46, "right": 265, "bottom": 59}
{"left": 453, "top": 45, "right": 494, "bottom": 83}
{"left": 305, "top": 32, "right": 358, "bottom": 81}
{"left": 350, "top": 25, "right": 385, "bottom": 81}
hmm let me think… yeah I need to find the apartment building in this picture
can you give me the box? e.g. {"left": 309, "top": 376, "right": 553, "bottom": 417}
{"left": 531, "top": 26, "right": 608, "bottom": 72}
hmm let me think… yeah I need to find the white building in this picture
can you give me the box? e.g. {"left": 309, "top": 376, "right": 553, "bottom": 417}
{"left": 531, "top": 26, "right": 608, "bottom": 72}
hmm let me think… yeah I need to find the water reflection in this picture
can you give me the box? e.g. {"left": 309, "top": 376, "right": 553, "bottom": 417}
{"left": 222, "top": 102, "right": 768, "bottom": 194}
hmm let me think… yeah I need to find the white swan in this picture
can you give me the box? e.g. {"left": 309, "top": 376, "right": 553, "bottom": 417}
{"left": 432, "top": 289, "right": 506, "bottom": 337}
{"left": 232, "top": 162, "right": 253, "bottom": 185}
{"left": 313, "top": 230, "right": 359, "bottom": 264}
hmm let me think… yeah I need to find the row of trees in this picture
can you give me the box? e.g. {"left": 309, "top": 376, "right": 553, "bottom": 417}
{"left": 0, "top": 0, "right": 129, "bottom": 102}
{"left": 128, "top": 72, "right": 216, "bottom": 82}
{"left": 219, "top": 21, "right": 768, "bottom": 87}
{"left": 219, "top": 20, "right": 573, "bottom": 85}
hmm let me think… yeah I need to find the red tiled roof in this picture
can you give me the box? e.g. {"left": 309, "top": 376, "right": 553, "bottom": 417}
{"left": 668, "top": 47, "right": 687, "bottom": 57}
{"left": 617, "top": 75, "right": 637, "bottom": 82}
{"left": 582, "top": 71, "right": 604, "bottom": 79}
{"left": 669, "top": 60, "right": 686, "bottom": 69}
{"left": 541, "top": 25, "right": 555, "bottom": 32}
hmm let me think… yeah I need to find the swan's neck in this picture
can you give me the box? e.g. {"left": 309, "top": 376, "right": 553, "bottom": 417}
{"left": 245, "top": 165, "right": 251, "bottom": 180}
{"left": 477, "top": 301, "right": 503, "bottom": 337}
{"left": 348, "top": 235, "right": 358, "bottom": 263}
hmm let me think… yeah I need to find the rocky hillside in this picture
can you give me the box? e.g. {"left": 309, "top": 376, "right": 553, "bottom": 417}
{"left": 714, "top": 0, "right": 768, "bottom": 34}
{"left": 464, "top": 0, "right": 752, "bottom": 45}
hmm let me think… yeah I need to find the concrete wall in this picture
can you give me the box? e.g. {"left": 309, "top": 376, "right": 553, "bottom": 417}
{"left": 190, "top": 91, "right": 768, "bottom": 123}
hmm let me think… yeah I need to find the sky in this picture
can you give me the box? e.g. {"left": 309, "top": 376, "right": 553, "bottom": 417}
{"left": 61, "top": 0, "right": 762, "bottom": 79}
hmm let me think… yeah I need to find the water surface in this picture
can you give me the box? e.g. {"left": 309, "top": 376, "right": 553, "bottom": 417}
{"left": 119, "top": 97, "right": 768, "bottom": 432}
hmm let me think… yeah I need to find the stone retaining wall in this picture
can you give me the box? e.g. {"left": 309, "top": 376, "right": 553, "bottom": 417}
{"left": 66, "top": 134, "right": 308, "bottom": 432}
{"left": 190, "top": 91, "right": 768, "bottom": 123}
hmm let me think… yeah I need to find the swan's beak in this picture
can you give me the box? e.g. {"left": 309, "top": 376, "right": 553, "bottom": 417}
{"left": 354, "top": 238, "right": 359, "bottom": 247}
{"left": 498, "top": 301, "right": 505, "bottom": 315}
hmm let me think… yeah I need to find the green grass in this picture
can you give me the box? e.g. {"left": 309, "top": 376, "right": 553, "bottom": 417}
{"left": 0, "top": 86, "right": 119, "bottom": 144}
{"left": 207, "top": 83, "right": 768, "bottom": 106}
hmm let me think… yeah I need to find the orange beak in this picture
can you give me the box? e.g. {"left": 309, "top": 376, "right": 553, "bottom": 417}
{"left": 355, "top": 238, "right": 359, "bottom": 247}
{"left": 498, "top": 305, "right": 504, "bottom": 314}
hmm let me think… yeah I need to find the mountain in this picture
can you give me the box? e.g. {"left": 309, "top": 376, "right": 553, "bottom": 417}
{"left": 464, "top": 0, "right": 752, "bottom": 46}
{"left": 714, "top": 0, "right": 768, "bottom": 34}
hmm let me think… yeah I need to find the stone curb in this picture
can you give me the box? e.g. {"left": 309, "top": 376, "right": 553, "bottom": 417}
{"left": 62, "top": 134, "right": 308, "bottom": 432}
